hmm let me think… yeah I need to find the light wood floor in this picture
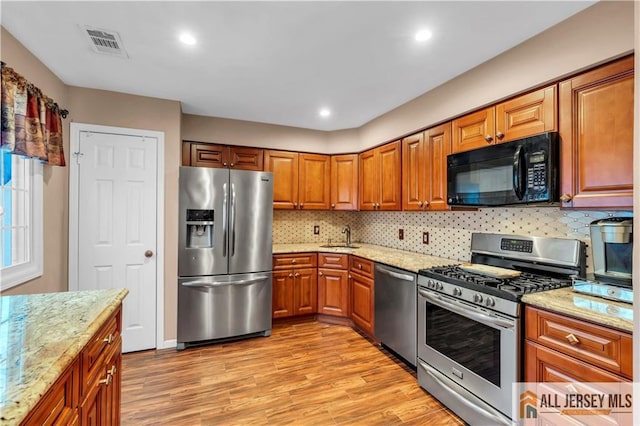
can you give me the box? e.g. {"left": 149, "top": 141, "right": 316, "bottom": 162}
{"left": 121, "top": 320, "right": 464, "bottom": 425}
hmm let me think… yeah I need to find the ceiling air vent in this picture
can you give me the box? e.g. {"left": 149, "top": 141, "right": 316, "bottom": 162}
{"left": 83, "top": 26, "right": 128, "bottom": 58}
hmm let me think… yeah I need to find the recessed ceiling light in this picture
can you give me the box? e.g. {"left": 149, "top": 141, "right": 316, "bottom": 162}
{"left": 179, "top": 33, "right": 197, "bottom": 46}
{"left": 415, "top": 29, "right": 432, "bottom": 42}
{"left": 319, "top": 108, "right": 331, "bottom": 118}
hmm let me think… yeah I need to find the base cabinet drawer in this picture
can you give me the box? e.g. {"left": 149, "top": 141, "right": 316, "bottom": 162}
{"left": 525, "top": 307, "right": 632, "bottom": 379}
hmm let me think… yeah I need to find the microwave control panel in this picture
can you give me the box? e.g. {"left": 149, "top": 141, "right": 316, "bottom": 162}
{"left": 525, "top": 151, "right": 548, "bottom": 201}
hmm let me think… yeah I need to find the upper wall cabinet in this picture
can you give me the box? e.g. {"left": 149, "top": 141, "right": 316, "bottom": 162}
{"left": 265, "top": 150, "right": 331, "bottom": 210}
{"left": 452, "top": 85, "right": 557, "bottom": 153}
{"left": 402, "top": 122, "right": 452, "bottom": 211}
{"left": 182, "top": 141, "right": 264, "bottom": 171}
{"left": 359, "top": 141, "right": 402, "bottom": 211}
{"left": 558, "top": 55, "right": 634, "bottom": 209}
{"left": 330, "top": 154, "right": 359, "bottom": 210}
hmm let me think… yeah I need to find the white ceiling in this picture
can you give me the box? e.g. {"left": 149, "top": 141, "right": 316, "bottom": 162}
{"left": 1, "top": 1, "right": 596, "bottom": 131}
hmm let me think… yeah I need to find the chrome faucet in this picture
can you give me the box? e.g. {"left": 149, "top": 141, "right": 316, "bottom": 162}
{"left": 342, "top": 225, "right": 351, "bottom": 247}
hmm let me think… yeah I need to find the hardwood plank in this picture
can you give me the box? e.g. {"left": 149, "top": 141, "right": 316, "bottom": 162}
{"left": 121, "top": 321, "right": 462, "bottom": 425}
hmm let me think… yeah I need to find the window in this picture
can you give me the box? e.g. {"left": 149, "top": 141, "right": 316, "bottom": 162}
{"left": 0, "top": 149, "right": 43, "bottom": 291}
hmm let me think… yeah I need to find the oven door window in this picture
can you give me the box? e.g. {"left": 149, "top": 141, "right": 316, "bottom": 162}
{"left": 425, "top": 301, "right": 501, "bottom": 386}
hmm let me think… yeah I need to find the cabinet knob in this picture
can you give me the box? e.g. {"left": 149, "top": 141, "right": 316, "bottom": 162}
{"left": 294, "top": 272, "right": 300, "bottom": 278}
{"left": 358, "top": 264, "right": 362, "bottom": 270}
{"left": 495, "top": 131, "right": 505, "bottom": 140}
{"left": 300, "top": 203, "right": 304, "bottom": 208}
{"left": 565, "top": 333, "right": 580, "bottom": 345}
{"left": 223, "top": 162, "right": 228, "bottom": 166}
{"left": 560, "top": 194, "right": 573, "bottom": 203}
{"left": 291, "top": 259, "right": 297, "bottom": 264}
{"left": 418, "top": 201, "right": 423, "bottom": 207}
{"left": 230, "top": 163, "right": 234, "bottom": 167}
{"left": 348, "top": 274, "right": 352, "bottom": 279}
{"left": 318, "top": 271, "right": 323, "bottom": 276}
{"left": 485, "top": 135, "right": 494, "bottom": 143}
{"left": 331, "top": 204, "right": 336, "bottom": 209}
{"left": 293, "top": 202, "right": 298, "bottom": 208}
{"left": 288, "top": 273, "right": 293, "bottom": 278}
{"left": 424, "top": 201, "right": 429, "bottom": 208}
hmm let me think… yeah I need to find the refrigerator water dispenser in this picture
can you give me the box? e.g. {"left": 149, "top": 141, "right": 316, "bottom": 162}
{"left": 186, "top": 209, "right": 214, "bottom": 248}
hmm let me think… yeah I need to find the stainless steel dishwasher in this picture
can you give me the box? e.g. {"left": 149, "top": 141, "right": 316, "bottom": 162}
{"left": 374, "top": 263, "right": 417, "bottom": 368}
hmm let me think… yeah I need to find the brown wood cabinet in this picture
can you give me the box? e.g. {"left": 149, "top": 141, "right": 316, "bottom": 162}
{"left": 22, "top": 306, "right": 123, "bottom": 426}
{"left": 359, "top": 141, "right": 401, "bottom": 211}
{"left": 182, "top": 141, "right": 264, "bottom": 170}
{"left": 525, "top": 306, "right": 632, "bottom": 383}
{"left": 558, "top": 55, "right": 634, "bottom": 209}
{"left": 272, "top": 253, "right": 318, "bottom": 318}
{"left": 452, "top": 85, "right": 557, "bottom": 153}
{"left": 330, "top": 154, "right": 359, "bottom": 210}
{"left": 317, "top": 253, "right": 349, "bottom": 317}
{"left": 402, "top": 123, "right": 451, "bottom": 211}
{"left": 349, "top": 256, "right": 375, "bottom": 336}
{"left": 266, "top": 150, "right": 330, "bottom": 210}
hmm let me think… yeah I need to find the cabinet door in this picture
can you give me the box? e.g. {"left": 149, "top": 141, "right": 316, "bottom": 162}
{"left": 426, "top": 122, "right": 452, "bottom": 211}
{"left": 495, "top": 85, "right": 556, "bottom": 143}
{"left": 293, "top": 268, "right": 318, "bottom": 315}
{"left": 350, "top": 272, "right": 374, "bottom": 336}
{"left": 318, "top": 268, "right": 349, "bottom": 317}
{"left": 265, "top": 150, "right": 299, "bottom": 209}
{"left": 188, "top": 142, "right": 230, "bottom": 168}
{"left": 103, "top": 338, "right": 122, "bottom": 426}
{"left": 402, "top": 132, "right": 427, "bottom": 211}
{"left": 330, "top": 154, "right": 359, "bottom": 210}
{"left": 22, "top": 360, "right": 79, "bottom": 426}
{"left": 452, "top": 107, "right": 495, "bottom": 153}
{"left": 272, "top": 270, "right": 294, "bottom": 318}
{"left": 298, "top": 153, "right": 331, "bottom": 210}
{"left": 378, "top": 141, "right": 402, "bottom": 211}
{"left": 559, "top": 56, "right": 634, "bottom": 209}
{"left": 358, "top": 149, "right": 378, "bottom": 210}
{"left": 229, "top": 146, "right": 264, "bottom": 171}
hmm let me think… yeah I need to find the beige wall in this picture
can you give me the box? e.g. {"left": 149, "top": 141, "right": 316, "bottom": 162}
{"left": 182, "top": 114, "right": 362, "bottom": 154}
{"left": 67, "top": 87, "right": 182, "bottom": 341}
{"left": 633, "top": 0, "right": 639, "bottom": 392}
{"left": 1, "top": 28, "right": 70, "bottom": 295}
{"left": 358, "top": 1, "right": 635, "bottom": 149}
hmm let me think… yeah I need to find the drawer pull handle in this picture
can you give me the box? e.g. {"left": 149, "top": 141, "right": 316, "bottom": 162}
{"left": 358, "top": 264, "right": 362, "bottom": 269}
{"left": 566, "top": 333, "right": 580, "bottom": 345}
{"left": 291, "top": 259, "right": 297, "bottom": 264}
{"left": 103, "top": 334, "right": 114, "bottom": 344}
{"left": 108, "top": 365, "right": 117, "bottom": 376}
{"left": 318, "top": 271, "right": 323, "bottom": 276}
{"left": 99, "top": 374, "right": 113, "bottom": 386}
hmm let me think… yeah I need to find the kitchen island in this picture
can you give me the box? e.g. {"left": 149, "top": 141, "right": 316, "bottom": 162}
{"left": 0, "top": 288, "right": 128, "bottom": 425}
{"left": 273, "top": 242, "right": 458, "bottom": 273}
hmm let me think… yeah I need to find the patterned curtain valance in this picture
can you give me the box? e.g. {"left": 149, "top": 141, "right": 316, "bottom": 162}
{"left": 1, "top": 61, "right": 67, "bottom": 166}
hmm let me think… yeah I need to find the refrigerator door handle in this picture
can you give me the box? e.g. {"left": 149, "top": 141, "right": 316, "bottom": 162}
{"left": 181, "top": 276, "right": 269, "bottom": 288}
{"left": 230, "top": 183, "right": 236, "bottom": 257}
{"left": 222, "top": 183, "right": 228, "bottom": 258}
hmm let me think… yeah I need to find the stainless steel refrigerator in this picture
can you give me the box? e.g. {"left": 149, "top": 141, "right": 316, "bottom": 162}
{"left": 177, "top": 166, "right": 273, "bottom": 350}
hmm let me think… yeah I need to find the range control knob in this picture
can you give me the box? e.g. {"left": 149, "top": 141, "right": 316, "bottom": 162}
{"left": 473, "top": 294, "right": 483, "bottom": 303}
{"left": 427, "top": 280, "right": 435, "bottom": 289}
{"left": 453, "top": 288, "right": 462, "bottom": 296}
{"left": 485, "top": 297, "right": 496, "bottom": 307}
{"left": 435, "top": 282, "right": 443, "bottom": 291}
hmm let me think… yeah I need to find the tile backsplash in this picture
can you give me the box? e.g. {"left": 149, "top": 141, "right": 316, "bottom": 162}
{"left": 273, "top": 208, "right": 632, "bottom": 271}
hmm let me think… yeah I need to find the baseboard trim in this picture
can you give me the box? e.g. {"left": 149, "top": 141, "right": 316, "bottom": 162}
{"left": 158, "top": 339, "right": 177, "bottom": 350}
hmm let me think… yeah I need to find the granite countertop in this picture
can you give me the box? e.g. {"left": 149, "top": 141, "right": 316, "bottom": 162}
{"left": 522, "top": 287, "right": 633, "bottom": 333}
{"left": 273, "top": 243, "right": 459, "bottom": 273}
{"left": 0, "top": 288, "right": 128, "bottom": 425}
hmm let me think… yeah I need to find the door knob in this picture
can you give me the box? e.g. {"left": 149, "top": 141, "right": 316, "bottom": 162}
{"left": 145, "top": 250, "right": 153, "bottom": 258}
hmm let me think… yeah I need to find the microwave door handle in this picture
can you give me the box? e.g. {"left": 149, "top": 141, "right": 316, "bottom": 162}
{"left": 513, "top": 146, "right": 525, "bottom": 200}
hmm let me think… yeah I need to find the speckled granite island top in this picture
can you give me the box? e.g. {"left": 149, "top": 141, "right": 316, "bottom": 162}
{"left": 522, "top": 287, "right": 633, "bottom": 333}
{"left": 0, "top": 288, "right": 128, "bottom": 425}
{"left": 273, "top": 243, "right": 459, "bottom": 273}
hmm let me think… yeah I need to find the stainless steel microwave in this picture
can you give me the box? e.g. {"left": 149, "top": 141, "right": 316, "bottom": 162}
{"left": 447, "top": 132, "right": 559, "bottom": 206}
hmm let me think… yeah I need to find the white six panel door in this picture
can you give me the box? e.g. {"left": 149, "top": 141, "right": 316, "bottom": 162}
{"left": 77, "top": 131, "right": 157, "bottom": 353}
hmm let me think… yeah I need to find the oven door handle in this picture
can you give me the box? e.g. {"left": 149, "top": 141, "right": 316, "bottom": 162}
{"left": 419, "top": 290, "right": 514, "bottom": 330}
{"left": 419, "top": 361, "right": 511, "bottom": 426}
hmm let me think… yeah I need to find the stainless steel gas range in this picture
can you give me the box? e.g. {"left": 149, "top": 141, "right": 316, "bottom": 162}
{"left": 417, "top": 233, "right": 586, "bottom": 425}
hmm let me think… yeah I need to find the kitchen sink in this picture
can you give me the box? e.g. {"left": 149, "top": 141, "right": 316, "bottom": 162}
{"left": 319, "top": 244, "right": 360, "bottom": 249}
